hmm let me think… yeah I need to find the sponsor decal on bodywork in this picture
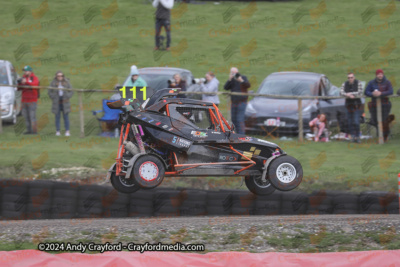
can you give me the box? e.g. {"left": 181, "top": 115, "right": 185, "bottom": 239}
{"left": 218, "top": 153, "right": 239, "bottom": 162}
{"left": 172, "top": 136, "right": 192, "bottom": 148}
{"left": 241, "top": 146, "right": 262, "bottom": 160}
{"left": 191, "top": 131, "right": 208, "bottom": 138}
{"left": 238, "top": 136, "right": 253, "bottom": 142}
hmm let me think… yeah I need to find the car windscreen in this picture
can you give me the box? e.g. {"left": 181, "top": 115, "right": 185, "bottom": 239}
{"left": 0, "top": 65, "right": 10, "bottom": 85}
{"left": 258, "top": 79, "right": 317, "bottom": 96}
{"left": 123, "top": 73, "right": 171, "bottom": 92}
{"left": 123, "top": 72, "right": 193, "bottom": 92}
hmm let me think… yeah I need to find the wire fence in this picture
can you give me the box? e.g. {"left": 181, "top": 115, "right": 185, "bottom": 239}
{"left": 1, "top": 84, "right": 399, "bottom": 144}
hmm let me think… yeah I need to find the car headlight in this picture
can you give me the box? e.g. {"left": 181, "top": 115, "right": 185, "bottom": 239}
{"left": 1, "top": 92, "right": 12, "bottom": 102}
{"left": 1, "top": 104, "right": 11, "bottom": 114}
{"left": 245, "top": 102, "right": 257, "bottom": 115}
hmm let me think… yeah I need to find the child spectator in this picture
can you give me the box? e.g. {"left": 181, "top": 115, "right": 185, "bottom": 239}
{"left": 309, "top": 114, "right": 329, "bottom": 142}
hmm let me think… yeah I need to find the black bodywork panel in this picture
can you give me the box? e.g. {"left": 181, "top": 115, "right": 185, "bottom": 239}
{"left": 116, "top": 89, "right": 284, "bottom": 177}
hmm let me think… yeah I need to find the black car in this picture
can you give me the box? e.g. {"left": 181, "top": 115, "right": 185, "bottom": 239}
{"left": 245, "top": 72, "right": 365, "bottom": 136}
{"left": 106, "top": 88, "right": 303, "bottom": 196}
{"left": 123, "top": 67, "right": 201, "bottom": 99}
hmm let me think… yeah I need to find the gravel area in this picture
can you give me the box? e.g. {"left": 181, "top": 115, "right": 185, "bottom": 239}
{"left": 1, "top": 215, "right": 400, "bottom": 252}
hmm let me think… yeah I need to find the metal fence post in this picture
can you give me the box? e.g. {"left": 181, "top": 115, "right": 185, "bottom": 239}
{"left": 78, "top": 90, "right": 85, "bottom": 138}
{"left": 298, "top": 98, "right": 303, "bottom": 142}
{"left": 376, "top": 98, "right": 384, "bottom": 144}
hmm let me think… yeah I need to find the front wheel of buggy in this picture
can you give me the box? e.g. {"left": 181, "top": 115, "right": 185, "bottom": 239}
{"left": 245, "top": 176, "right": 276, "bottom": 196}
{"left": 110, "top": 170, "right": 141, "bottom": 194}
{"left": 268, "top": 155, "right": 303, "bottom": 191}
{"left": 133, "top": 155, "right": 165, "bottom": 189}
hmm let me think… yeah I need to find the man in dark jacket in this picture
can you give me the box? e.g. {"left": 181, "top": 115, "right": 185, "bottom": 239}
{"left": 169, "top": 73, "right": 186, "bottom": 98}
{"left": 18, "top": 65, "right": 39, "bottom": 134}
{"left": 152, "top": 0, "right": 174, "bottom": 51}
{"left": 340, "top": 72, "right": 363, "bottom": 143}
{"left": 364, "top": 69, "right": 393, "bottom": 142}
{"left": 224, "top": 67, "right": 251, "bottom": 134}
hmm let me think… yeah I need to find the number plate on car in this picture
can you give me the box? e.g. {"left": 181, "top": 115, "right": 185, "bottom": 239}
{"left": 265, "top": 119, "right": 277, "bottom": 126}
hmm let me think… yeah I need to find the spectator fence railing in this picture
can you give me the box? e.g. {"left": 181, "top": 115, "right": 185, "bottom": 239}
{"left": 0, "top": 84, "right": 398, "bottom": 144}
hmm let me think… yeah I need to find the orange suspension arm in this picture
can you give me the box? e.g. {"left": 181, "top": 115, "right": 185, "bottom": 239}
{"left": 229, "top": 145, "right": 256, "bottom": 174}
{"left": 209, "top": 108, "right": 218, "bottom": 128}
{"left": 213, "top": 103, "right": 225, "bottom": 132}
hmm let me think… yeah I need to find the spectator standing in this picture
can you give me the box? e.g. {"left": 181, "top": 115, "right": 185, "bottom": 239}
{"left": 169, "top": 73, "right": 186, "bottom": 98}
{"left": 48, "top": 71, "right": 73, "bottom": 136}
{"left": 309, "top": 114, "right": 329, "bottom": 142}
{"left": 199, "top": 72, "right": 220, "bottom": 106}
{"left": 153, "top": 0, "right": 174, "bottom": 51}
{"left": 364, "top": 69, "right": 393, "bottom": 142}
{"left": 124, "top": 65, "right": 148, "bottom": 87}
{"left": 340, "top": 72, "right": 363, "bottom": 143}
{"left": 18, "top": 65, "right": 39, "bottom": 135}
{"left": 224, "top": 67, "right": 251, "bottom": 134}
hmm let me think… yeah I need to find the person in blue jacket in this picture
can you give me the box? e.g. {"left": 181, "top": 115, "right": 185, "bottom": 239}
{"left": 364, "top": 69, "right": 393, "bottom": 142}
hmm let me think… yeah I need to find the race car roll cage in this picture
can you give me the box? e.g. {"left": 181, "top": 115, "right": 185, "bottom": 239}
{"left": 114, "top": 95, "right": 257, "bottom": 178}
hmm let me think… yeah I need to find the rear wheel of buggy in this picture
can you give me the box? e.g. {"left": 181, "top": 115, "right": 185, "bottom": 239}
{"left": 133, "top": 155, "right": 165, "bottom": 189}
{"left": 110, "top": 166, "right": 141, "bottom": 194}
{"left": 268, "top": 155, "right": 303, "bottom": 191}
{"left": 245, "top": 176, "right": 276, "bottom": 196}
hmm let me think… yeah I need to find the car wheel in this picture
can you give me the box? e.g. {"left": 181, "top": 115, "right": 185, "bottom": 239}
{"left": 133, "top": 155, "right": 165, "bottom": 189}
{"left": 245, "top": 175, "right": 276, "bottom": 196}
{"left": 267, "top": 155, "right": 303, "bottom": 191}
{"left": 110, "top": 166, "right": 141, "bottom": 194}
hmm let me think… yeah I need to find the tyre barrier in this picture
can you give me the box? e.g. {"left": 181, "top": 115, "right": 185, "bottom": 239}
{"left": 254, "top": 191, "right": 282, "bottom": 216}
{"left": 26, "top": 180, "right": 54, "bottom": 220}
{"left": 179, "top": 190, "right": 207, "bottom": 216}
{"left": 102, "top": 186, "right": 130, "bottom": 218}
{"left": 51, "top": 182, "right": 79, "bottom": 219}
{"left": 0, "top": 180, "right": 398, "bottom": 220}
{"left": 129, "top": 190, "right": 155, "bottom": 217}
{"left": 206, "top": 191, "right": 232, "bottom": 216}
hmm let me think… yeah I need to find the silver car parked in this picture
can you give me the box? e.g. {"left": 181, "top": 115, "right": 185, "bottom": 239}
{"left": 0, "top": 60, "right": 21, "bottom": 124}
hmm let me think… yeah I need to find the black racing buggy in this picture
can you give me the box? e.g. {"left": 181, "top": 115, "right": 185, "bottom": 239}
{"left": 106, "top": 88, "right": 303, "bottom": 195}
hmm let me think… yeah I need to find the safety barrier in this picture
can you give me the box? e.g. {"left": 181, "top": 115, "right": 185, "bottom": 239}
{"left": 1, "top": 250, "right": 400, "bottom": 266}
{"left": 0, "top": 250, "right": 400, "bottom": 267}
{"left": 0, "top": 180, "right": 398, "bottom": 220}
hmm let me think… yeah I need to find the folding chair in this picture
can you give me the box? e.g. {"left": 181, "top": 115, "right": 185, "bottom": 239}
{"left": 92, "top": 99, "right": 122, "bottom": 137}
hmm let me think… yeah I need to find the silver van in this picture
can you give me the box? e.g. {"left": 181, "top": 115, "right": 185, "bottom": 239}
{"left": 0, "top": 60, "right": 21, "bottom": 124}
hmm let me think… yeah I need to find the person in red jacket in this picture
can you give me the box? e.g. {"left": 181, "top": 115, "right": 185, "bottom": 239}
{"left": 18, "top": 65, "right": 39, "bottom": 134}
